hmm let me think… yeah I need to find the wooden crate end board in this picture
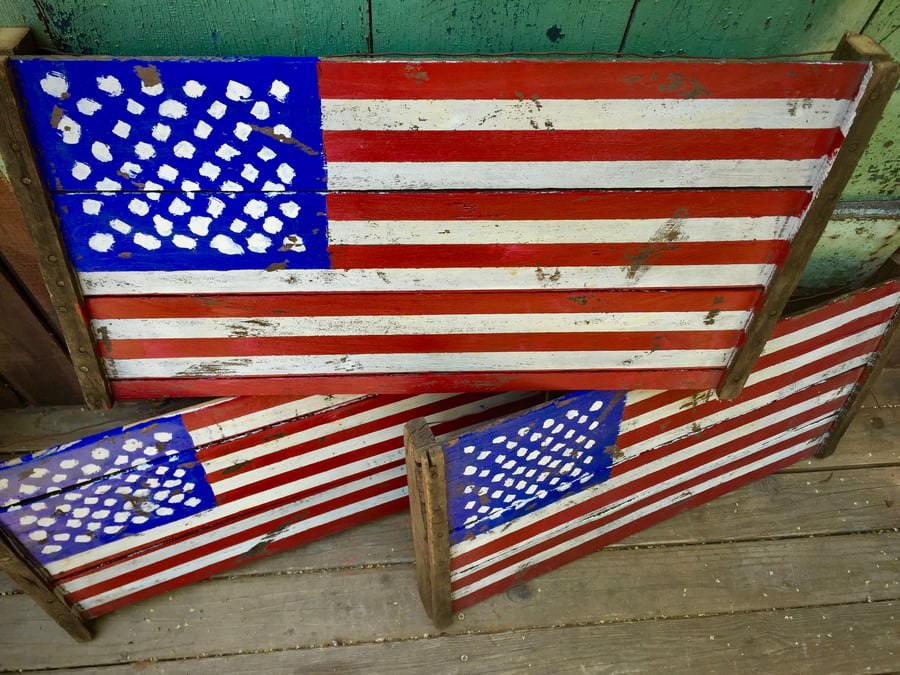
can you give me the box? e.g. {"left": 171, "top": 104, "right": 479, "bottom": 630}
{"left": 404, "top": 417, "right": 452, "bottom": 629}
{"left": 717, "top": 33, "right": 900, "bottom": 400}
{"left": 0, "top": 56, "right": 110, "bottom": 408}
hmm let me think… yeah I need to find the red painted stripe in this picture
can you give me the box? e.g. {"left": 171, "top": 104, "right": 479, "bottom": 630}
{"left": 325, "top": 189, "right": 812, "bottom": 220}
{"left": 109, "top": 369, "right": 724, "bottom": 398}
{"left": 452, "top": 444, "right": 816, "bottom": 611}
{"left": 450, "top": 399, "right": 840, "bottom": 578}
{"left": 323, "top": 128, "right": 842, "bottom": 162}
{"left": 101, "top": 330, "right": 744, "bottom": 360}
{"left": 79, "top": 487, "right": 409, "bottom": 617}
{"left": 86, "top": 288, "right": 763, "bottom": 320}
{"left": 769, "top": 279, "right": 900, "bottom": 340}
{"left": 317, "top": 61, "right": 867, "bottom": 101}
{"left": 329, "top": 240, "right": 788, "bottom": 269}
{"left": 615, "top": 361, "right": 865, "bottom": 450}
{"left": 180, "top": 395, "right": 316, "bottom": 434}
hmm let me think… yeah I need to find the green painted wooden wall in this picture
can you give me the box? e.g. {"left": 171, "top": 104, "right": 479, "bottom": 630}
{"left": 0, "top": 0, "right": 897, "bottom": 295}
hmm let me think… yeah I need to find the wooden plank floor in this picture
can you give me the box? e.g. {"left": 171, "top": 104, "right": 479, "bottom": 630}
{"left": 0, "top": 372, "right": 897, "bottom": 674}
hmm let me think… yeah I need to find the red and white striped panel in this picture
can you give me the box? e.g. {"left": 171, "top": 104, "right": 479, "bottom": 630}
{"left": 446, "top": 280, "right": 899, "bottom": 611}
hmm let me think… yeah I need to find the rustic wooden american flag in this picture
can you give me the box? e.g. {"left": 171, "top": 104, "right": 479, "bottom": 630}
{"left": 0, "top": 390, "right": 542, "bottom": 619}
{"left": 9, "top": 56, "right": 874, "bottom": 397}
{"left": 405, "top": 278, "right": 900, "bottom": 626}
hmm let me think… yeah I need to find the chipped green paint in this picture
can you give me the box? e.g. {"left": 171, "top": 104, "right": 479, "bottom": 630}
{"left": 0, "top": 0, "right": 896, "bottom": 293}
{"left": 621, "top": 0, "right": 880, "bottom": 57}
{"left": 798, "top": 203, "right": 900, "bottom": 297}
{"left": 371, "top": 0, "right": 634, "bottom": 53}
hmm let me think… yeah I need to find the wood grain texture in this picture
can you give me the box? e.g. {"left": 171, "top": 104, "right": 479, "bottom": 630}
{"left": 404, "top": 417, "right": 452, "bottom": 628}
{"left": 41, "top": 601, "right": 898, "bottom": 675}
{"left": 0, "top": 56, "right": 109, "bottom": 408}
{"left": 0, "top": 526, "right": 92, "bottom": 642}
{"left": 371, "top": 0, "right": 633, "bottom": 53}
{"left": 0, "top": 261, "right": 81, "bottom": 405}
{"left": 0, "top": 533, "right": 896, "bottom": 669}
{"left": 718, "top": 33, "right": 900, "bottom": 399}
{"left": 13, "top": 0, "right": 367, "bottom": 56}
{"left": 621, "top": 0, "right": 879, "bottom": 57}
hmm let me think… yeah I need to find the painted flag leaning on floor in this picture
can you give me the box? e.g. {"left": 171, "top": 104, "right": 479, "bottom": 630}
{"left": 10, "top": 56, "right": 875, "bottom": 396}
{"left": 0, "top": 390, "right": 542, "bottom": 617}
{"left": 405, "top": 278, "right": 900, "bottom": 625}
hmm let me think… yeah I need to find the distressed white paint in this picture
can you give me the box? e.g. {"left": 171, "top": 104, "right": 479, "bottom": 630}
{"left": 104, "top": 348, "right": 732, "bottom": 379}
{"left": 328, "top": 216, "right": 801, "bottom": 246}
{"left": 79, "top": 264, "right": 775, "bottom": 296}
{"left": 225, "top": 80, "right": 253, "bottom": 102}
{"left": 93, "top": 310, "right": 750, "bottom": 341}
{"left": 321, "top": 97, "right": 851, "bottom": 131}
{"left": 39, "top": 71, "right": 68, "bottom": 98}
{"left": 158, "top": 99, "right": 187, "bottom": 119}
{"left": 327, "top": 160, "right": 824, "bottom": 191}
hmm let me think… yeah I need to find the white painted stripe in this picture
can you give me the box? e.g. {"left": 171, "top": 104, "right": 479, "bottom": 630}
{"left": 46, "top": 395, "right": 528, "bottom": 576}
{"left": 321, "top": 98, "right": 849, "bottom": 132}
{"left": 80, "top": 264, "right": 775, "bottom": 295}
{"left": 104, "top": 348, "right": 733, "bottom": 380}
{"left": 94, "top": 310, "right": 751, "bottom": 341}
{"left": 619, "top": 323, "right": 883, "bottom": 436}
{"left": 619, "top": 355, "right": 867, "bottom": 460}
{"left": 202, "top": 392, "right": 525, "bottom": 476}
{"left": 327, "top": 217, "right": 801, "bottom": 246}
{"left": 451, "top": 435, "right": 822, "bottom": 601}
{"left": 188, "top": 394, "right": 366, "bottom": 448}
{"left": 63, "top": 465, "right": 406, "bottom": 596}
{"left": 326, "top": 160, "right": 824, "bottom": 191}
{"left": 760, "top": 290, "right": 900, "bottom": 358}
{"left": 74, "top": 483, "right": 409, "bottom": 611}
{"left": 451, "top": 381, "right": 851, "bottom": 564}
{"left": 212, "top": 394, "right": 574, "bottom": 495}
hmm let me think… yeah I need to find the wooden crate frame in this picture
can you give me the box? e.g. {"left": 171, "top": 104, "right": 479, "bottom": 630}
{"left": 0, "top": 31, "right": 895, "bottom": 406}
{"left": 405, "top": 273, "right": 900, "bottom": 628}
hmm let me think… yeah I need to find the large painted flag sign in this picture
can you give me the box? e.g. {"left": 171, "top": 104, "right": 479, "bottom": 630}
{"left": 0, "top": 390, "right": 542, "bottom": 620}
{"left": 405, "top": 278, "right": 900, "bottom": 626}
{"left": 9, "top": 56, "right": 875, "bottom": 398}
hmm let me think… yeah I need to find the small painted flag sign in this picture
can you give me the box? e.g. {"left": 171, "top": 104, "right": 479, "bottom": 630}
{"left": 405, "top": 278, "right": 900, "bottom": 626}
{"left": 0, "top": 390, "right": 542, "bottom": 619}
{"left": 8, "top": 55, "right": 877, "bottom": 397}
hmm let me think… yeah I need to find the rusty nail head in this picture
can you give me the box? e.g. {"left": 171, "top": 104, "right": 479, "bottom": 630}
{"left": 58, "top": 306, "right": 68, "bottom": 313}
{"left": 21, "top": 177, "right": 32, "bottom": 185}
{"left": 79, "top": 366, "right": 89, "bottom": 373}
{"left": 10, "top": 143, "right": 20, "bottom": 151}
{"left": 56, "top": 280, "right": 65, "bottom": 287}
{"left": 48, "top": 255, "right": 58, "bottom": 262}
{"left": 78, "top": 347, "right": 88, "bottom": 354}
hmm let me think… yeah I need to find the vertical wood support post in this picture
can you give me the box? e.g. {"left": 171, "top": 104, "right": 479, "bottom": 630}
{"left": 0, "top": 28, "right": 111, "bottom": 408}
{"left": 0, "top": 525, "right": 93, "bottom": 641}
{"left": 718, "top": 32, "right": 900, "bottom": 400}
{"left": 404, "top": 417, "right": 453, "bottom": 629}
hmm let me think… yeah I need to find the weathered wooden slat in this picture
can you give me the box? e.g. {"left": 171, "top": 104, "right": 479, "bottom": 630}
{"left": 404, "top": 417, "right": 453, "bottom": 629}
{"left": 0, "top": 260, "right": 82, "bottom": 405}
{"left": 39, "top": 601, "right": 898, "bottom": 675}
{"left": 0, "top": 53, "right": 110, "bottom": 408}
{"left": 0, "top": 533, "right": 895, "bottom": 670}
{"left": 718, "top": 32, "right": 900, "bottom": 399}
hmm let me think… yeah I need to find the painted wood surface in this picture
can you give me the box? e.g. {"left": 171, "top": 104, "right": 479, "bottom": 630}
{"left": 406, "top": 278, "right": 900, "bottom": 620}
{"left": 0, "top": 375, "right": 895, "bottom": 666}
{"left": 0, "top": 390, "right": 540, "bottom": 623}
{"left": 8, "top": 55, "right": 877, "bottom": 397}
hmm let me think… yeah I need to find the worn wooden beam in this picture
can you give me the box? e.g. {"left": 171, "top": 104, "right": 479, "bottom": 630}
{"left": 0, "top": 27, "right": 35, "bottom": 55}
{"left": 0, "top": 525, "right": 92, "bottom": 642}
{"left": 718, "top": 32, "right": 900, "bottom": 400}
{"left": 404, "top": 417, "right": 452, "bottom": 629}
{"left": 0, "top": 42, "right": 111, "bottom": 408}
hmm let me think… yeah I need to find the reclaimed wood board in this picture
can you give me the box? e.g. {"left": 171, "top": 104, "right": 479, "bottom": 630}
{"left": 3, "top": 52, "right": 890, "bottom": 399}
{"left": 0, "top": 389, "right": 540, "bottom": 635}
{"left": 405, "top": 278, "right": 900, "bottom": 625}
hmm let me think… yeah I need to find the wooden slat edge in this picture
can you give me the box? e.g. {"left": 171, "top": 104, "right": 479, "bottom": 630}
{"left": 718, "top": 32, "right": 900, "bottom": 400}
{"left": 0, "top": 524, "right": 93, "bottom": 641}
{"left": 404, "top": 417, "right": 453, "bottom": 629}
{"left": 815, "top": 285, "right": 900, "bottom": 459}
{"left": 0, "top": 27, "right": 35, "bottom": 55}
{"left": 0, "top": 54, "right": 111, "bottom": 408}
